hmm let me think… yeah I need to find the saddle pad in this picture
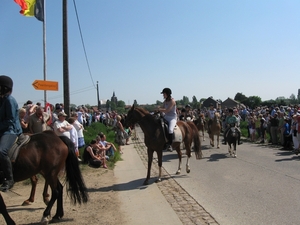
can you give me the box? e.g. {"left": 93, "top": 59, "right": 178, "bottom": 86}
{"left": 173, "top": 126, "right": 182, "bottom": 143}
{"left": 8, "top": 134, "right": 30, "bottom": 162}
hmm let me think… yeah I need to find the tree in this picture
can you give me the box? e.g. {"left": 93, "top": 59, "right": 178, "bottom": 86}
{"left": 289, "top": 94, "right": 298, "bottom": 105}
{"left": 247, "top": 96, "right": 262, "bottom": 109}
{"left": 234, "top": 92, "right": 247, "bottom": 104}
{"left": 106, "top": 100, "right": 111, "bottom": 111}
{"left": 182, "top": 96, "right": 189, "bottom": 106}
{"left": 156, "top": 100, "right": 162, "bottom": 105}
{"left": 192, "top": 96, "right": 199, "bottom": 109}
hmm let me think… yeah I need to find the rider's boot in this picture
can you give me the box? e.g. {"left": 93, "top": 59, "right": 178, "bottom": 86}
{"left": 0, "top": 156, "right": 14, "bottom": 192}
{"left": 238, "top": 132, "right": 243, "bottom": 145}
{"left": 166, "top": 133, "right": 173, "bottom": 152}
{"left": 222, "top": 138, "right": 227, "bottom": 145}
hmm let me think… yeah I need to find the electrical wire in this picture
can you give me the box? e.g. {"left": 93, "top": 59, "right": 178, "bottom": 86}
{"left": 72, "top": 0, "right": 96, "bottom": 88}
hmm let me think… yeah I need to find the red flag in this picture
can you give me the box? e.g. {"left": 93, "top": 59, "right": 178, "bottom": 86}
{"left": 14, "top": 0, "right": 28, "bottom": 15}
{"left": 45, "top": 103, "right": 52, "bottom": 126}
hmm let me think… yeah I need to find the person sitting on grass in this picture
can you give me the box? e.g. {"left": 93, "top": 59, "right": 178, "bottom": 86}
{"left": 98, "top": 132, "right": 120, "bottom": 156}
{"left": 83, "top": 139, "right": 107, "bottom": 169}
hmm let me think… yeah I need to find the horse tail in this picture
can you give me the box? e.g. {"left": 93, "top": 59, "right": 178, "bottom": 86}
{"left": 187, "top": 121, "right": 203, "bottom": 159}
{"left": 59, "top": 136, "right": 89, "bottom": 205}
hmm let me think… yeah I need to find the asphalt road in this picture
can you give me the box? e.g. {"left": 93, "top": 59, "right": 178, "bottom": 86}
{"left": 160, "top": 134, "right": 300, "bottom": 225}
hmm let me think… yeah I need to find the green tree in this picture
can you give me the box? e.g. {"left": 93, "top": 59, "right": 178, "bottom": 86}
{"left": 106, "top": 100, "right": 111, "bottom": 110}
{"left": 110, "top": 101, "right": 116, "bottom": 111}
{"left": 117, "top": 100, "right": 126, "bottom": 108}
{"left": 156, "top": 100, "right": 163, "bottom": 105}
{"left": 247, "top": 96, "right": 262, "bottom": 109}
{"left": 182, "top": 96, "right": 189, "bottom": 106}
{"left": 234, "top": 92, "right": 248, "bottom": 104}
{"left": 192, "top": 96, "right": 199, "bottom": 109}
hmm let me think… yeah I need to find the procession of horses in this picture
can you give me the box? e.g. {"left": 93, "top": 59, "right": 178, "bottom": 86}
{"left": 0, "top": 105, "right": 239, "bottom": 225}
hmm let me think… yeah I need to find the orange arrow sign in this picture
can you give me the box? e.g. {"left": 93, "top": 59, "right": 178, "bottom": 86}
{"left": 32, "top": 80, "right": 58, "bottom": 91}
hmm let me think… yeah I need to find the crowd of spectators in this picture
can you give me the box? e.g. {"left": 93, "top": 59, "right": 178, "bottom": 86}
{"left": 19, "top": 100, "right": 131, "bottom": 167}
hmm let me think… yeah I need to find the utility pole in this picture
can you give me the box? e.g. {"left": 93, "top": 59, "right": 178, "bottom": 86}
{"left": 62, "top": 0, "right": 70, "bottom": 116}
{"left": 97, "top": 81, "right": 100, "bottom": 110}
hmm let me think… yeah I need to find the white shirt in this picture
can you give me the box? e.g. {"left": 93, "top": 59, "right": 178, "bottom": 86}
{"left": 69, "top": 125, "right": 78, "bottom": 148}
{"left": 54, "top": 120, "right": 71, "bottom": 138}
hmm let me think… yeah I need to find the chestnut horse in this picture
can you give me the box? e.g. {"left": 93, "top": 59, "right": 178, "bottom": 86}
{"left": 0, "top": 130, "right": 88, "bottom": 225}
{"left": 209, "top": 112, "right": 221, "bottom": 148}
{"left": 125, "top": 105, "right": 202, "bottom": 185}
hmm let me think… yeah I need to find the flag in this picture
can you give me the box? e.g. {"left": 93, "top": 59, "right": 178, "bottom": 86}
{"left": 34, "top": 0, "right": 44, "bottom": 22}
{"left": 14, "top": 0, "right": 44, "bottom": 22}
{"left": 14, "top": 0, "right": 27, "bottom": 15}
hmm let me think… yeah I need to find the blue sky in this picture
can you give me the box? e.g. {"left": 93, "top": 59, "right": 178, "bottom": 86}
{"left": 1, "top": 0, "right": 300, "bottom": 108}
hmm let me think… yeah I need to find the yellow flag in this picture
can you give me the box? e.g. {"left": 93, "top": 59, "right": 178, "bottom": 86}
{"left": 23, "top": 0, "right": 36, "bottom": 17}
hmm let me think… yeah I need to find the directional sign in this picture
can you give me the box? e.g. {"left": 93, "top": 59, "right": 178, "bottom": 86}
{"left": 32, "top": 80, "right": 58, "bottom": 91}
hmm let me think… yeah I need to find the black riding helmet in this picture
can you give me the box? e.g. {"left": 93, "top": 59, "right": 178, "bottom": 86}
{"left": 0, "top": 75, "right": 13, "bottom": 95}
{"left": 160, "top": 88, "right": 172, "bottom": 95}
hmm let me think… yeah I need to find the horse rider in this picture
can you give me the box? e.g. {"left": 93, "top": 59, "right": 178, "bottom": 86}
{"left": 0, "top": 75, "right": 22, "bottom": 191}
{"left": 158, "top": 88, "right": 177, "bottom": 152}
{"left": 184, "top": 104, "right": 193, "bottom": 121}
{"left": 207, "top": 103, "right": 216, "bottom": 134}
{"left": 222, "top": 108, "right": 243, "bottom": 145}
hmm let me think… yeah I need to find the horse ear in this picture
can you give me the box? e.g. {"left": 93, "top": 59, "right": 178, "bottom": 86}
{"left": 132, "top": 104, "right": 135, "bottom": 110}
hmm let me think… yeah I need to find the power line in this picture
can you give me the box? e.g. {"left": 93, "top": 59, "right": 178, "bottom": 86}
{"left": 72, "top": 0, "right": 96, "bottom": 88}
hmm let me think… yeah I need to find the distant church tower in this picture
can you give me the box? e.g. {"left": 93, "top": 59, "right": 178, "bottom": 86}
{"left": 111, "top": 91, "right": 118, "bottom": 105}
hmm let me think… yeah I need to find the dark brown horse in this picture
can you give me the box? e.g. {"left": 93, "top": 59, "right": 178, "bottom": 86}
{"left": 0, "top": 130, "right": 88, "bottom": 225}
{"left": 193, "top": 113, "right": 207, "bottom": 142}
{"left": 125, "top": 105, "right": 202, "bottom": 185}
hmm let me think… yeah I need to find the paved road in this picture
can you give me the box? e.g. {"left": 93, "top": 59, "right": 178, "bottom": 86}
{"left": 135, "top": 126, "right": 300, "bottom": 225}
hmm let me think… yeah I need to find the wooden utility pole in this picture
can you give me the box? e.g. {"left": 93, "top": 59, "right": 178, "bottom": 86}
{"left": 63, "top": 0, "right": 70, "bottom": 116}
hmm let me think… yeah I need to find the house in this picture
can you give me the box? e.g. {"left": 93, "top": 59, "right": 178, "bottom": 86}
{"left": 201, "top": 97, "right": 221, "bottom": 109}
{"left": 221, "top": 97, "right": 241, "bottom": 109}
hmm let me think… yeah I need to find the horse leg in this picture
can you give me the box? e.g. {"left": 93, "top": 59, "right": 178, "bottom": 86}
{"left": 0, "top": 193, "right": 16, "bottom": 225}
{"left": 210, "top": 134, "right": 214, "bottom": 147}
{"left": 40, "top": 179, "right": 59, "bottom": 225}
{"left": 22, "top": 175, "right": 38, "bottom": 206}
{"left": 217, "top": 134, "right": 220, "bottom": 149}
{"left": 175, "top": 144, "right": 182, "bottom": 175}
{"left": 43, "top": 181, "right": 50, "bottom": 205}
{"left": 233, "top": 141, "right": 237, "bottom": 158}
{"left": 144, "top": 148, "right": 153, "bottom": 185}
{"left": 185, "top": 145, "right": 191, "bottom": 174}
{"left": 202, "top": 129, "right": 205, "bottom": 141}
{"left": 228, "top": 144, "right": 232, "bottom": 156}
{"left": 156, "top": 149, "right": 163, "bottom": 183}
{"left": 52, "top": 181, "right": 64, "bottom": 221}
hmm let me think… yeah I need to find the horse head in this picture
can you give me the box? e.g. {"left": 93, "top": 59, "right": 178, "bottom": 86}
{"left": 214, "top": 112, "right": 220, "bottom": 123}
{"left": 125, "top": 105, "right": 149, "bottom": 127}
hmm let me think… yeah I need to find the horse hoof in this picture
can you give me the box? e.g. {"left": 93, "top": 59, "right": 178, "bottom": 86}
{"left": 155, "top": 178, "right": 162, "bottom": 183}
{"left": 187, "top": 169, "right": 190, "bottom": 173}
{"left": 176, "top": 171, "right": 181, "bottom": 175}
{"left": 40, "top": 216, "right": 50, "bottom": 225}
{"left": 22, "top": 200, "right": 31, "bottom": 206}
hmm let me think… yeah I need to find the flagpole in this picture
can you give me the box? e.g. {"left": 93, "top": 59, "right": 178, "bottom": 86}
{"left": 43, "top": 0, "right": 47, "bottom": 106}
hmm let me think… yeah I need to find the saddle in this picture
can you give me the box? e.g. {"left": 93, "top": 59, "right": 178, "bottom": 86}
{"left": 160, "top": 118, "right": 182, "bottom": 143}
{"left": 8, "top": 134, "right": 31, "bottom": 163}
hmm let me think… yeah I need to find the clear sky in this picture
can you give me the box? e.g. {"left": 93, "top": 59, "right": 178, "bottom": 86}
{"left": 1, "top": 0, "right": 300, "bottom": 108}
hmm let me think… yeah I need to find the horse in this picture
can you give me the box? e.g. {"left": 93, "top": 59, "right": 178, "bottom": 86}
{"left": 226, "top": 124, "right": 238, "bottom": 157}
{"left": 125, "top": 105, "right": 202, "bottom": 185}
{"left": 208, "top": 112, "right": 221, "bottom": 148}
{"left": 193, "top": 113, "right": 206, "bottom": 142}
{"left": 0, "top": 130, "right": 89, "bottom": 225}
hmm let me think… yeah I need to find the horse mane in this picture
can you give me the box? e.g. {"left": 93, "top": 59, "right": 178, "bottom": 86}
{"left": 135, "top": 107, "right": 150, "bottom": 115}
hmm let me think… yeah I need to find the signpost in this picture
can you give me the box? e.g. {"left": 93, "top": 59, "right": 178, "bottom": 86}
{"left": 32, "top": 80, "right": 58, "bottom": 91}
